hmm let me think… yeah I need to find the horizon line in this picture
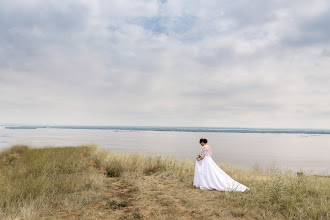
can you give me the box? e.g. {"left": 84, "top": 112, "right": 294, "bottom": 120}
{"left": 1, "top": 123, "right": 330, "bottom": 130}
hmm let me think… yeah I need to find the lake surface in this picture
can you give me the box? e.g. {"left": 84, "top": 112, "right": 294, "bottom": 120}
{"left": 0, "top": 126, "right": 329, "bottom": 174}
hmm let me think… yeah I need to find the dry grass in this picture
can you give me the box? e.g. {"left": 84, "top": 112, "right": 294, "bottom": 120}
{"left": 0, "top": 145, "right": 106, "bottom": 219}
{"left": 0, "top": 145, "right": 329, "bottom": 219}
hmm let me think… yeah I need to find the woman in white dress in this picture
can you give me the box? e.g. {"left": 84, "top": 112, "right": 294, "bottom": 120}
{"left": 193, "top": 138, "right": 249, "bottom": 192}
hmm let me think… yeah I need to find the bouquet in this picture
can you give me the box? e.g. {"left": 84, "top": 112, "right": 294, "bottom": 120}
{"left": 196, "top": 153, "right": 202, "bottom": 159}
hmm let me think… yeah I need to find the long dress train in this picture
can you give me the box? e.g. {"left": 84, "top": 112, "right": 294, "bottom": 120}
{"left": 193, "top": 145, "right": 249, "bottom": 192}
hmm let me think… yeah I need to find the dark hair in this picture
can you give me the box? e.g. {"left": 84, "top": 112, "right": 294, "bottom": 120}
{"left": 199, "top": 138, "right": 208, "bottom": 144}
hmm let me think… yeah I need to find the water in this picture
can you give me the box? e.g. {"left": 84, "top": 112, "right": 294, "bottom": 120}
{"left": 4, "top": 125, "right": 330, "bottom": 134}
{"left": 0, "top": 125, "right": 329, "bottom": 174}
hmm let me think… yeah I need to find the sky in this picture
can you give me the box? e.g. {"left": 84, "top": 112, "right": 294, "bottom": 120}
{"left": 0, "top": 0, "right": 330, "bottom": 128}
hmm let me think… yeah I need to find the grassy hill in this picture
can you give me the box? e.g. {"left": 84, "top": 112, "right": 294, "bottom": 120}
{"left": 0, "top": 145, "right": 329, "bottom": 219}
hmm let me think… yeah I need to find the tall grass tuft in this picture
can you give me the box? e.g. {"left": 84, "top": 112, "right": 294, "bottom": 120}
{"left": 89, "top": 146, "right": 195, "bottom": 181}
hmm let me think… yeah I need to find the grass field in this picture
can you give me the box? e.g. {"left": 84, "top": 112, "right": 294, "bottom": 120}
{"left": 0, "top": 145, "right": 329, "bottom": 219}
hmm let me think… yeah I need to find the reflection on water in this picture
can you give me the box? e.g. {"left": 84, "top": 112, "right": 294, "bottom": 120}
{"left": 0, "top": 127, "right": 329, "bottom": 174}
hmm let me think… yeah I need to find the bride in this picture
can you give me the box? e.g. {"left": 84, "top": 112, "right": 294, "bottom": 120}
{"left": 193, "top": 138, "right": 249, "bottom": 192}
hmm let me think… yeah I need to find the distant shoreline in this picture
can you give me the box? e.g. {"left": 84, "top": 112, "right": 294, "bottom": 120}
{"left": 3, "top": 125, "right": 330, "bottom": 134}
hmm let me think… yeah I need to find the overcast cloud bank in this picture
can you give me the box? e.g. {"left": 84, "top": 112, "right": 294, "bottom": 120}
{"left": 1, "top": 0, "right": 330, "bottom": 128}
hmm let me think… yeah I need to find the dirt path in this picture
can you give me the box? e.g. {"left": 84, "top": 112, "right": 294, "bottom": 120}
{"left": 57, "top": 150, "right": 239, "bottom": 219}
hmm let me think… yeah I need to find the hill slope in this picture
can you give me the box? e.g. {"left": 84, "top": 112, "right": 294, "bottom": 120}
{"left": 0, "top": 145, "right": 329, "bottom": 219}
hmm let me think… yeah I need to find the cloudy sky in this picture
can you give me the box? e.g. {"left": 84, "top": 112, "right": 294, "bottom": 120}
{"left": 1, "top": 0, "right": 330, "bottom": 128}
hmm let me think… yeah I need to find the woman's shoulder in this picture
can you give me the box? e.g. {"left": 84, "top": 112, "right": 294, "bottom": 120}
{"left": 203, "top": 144, "right": 211, "bottom": 149}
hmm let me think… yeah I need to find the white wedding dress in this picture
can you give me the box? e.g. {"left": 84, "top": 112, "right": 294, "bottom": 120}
{"left": 193, "top": 145, "right": 249, "bottom": 192}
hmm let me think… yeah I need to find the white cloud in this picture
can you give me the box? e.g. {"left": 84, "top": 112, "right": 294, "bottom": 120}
{"left": 0, "top": 0, "right": 330, "bottom": 128}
